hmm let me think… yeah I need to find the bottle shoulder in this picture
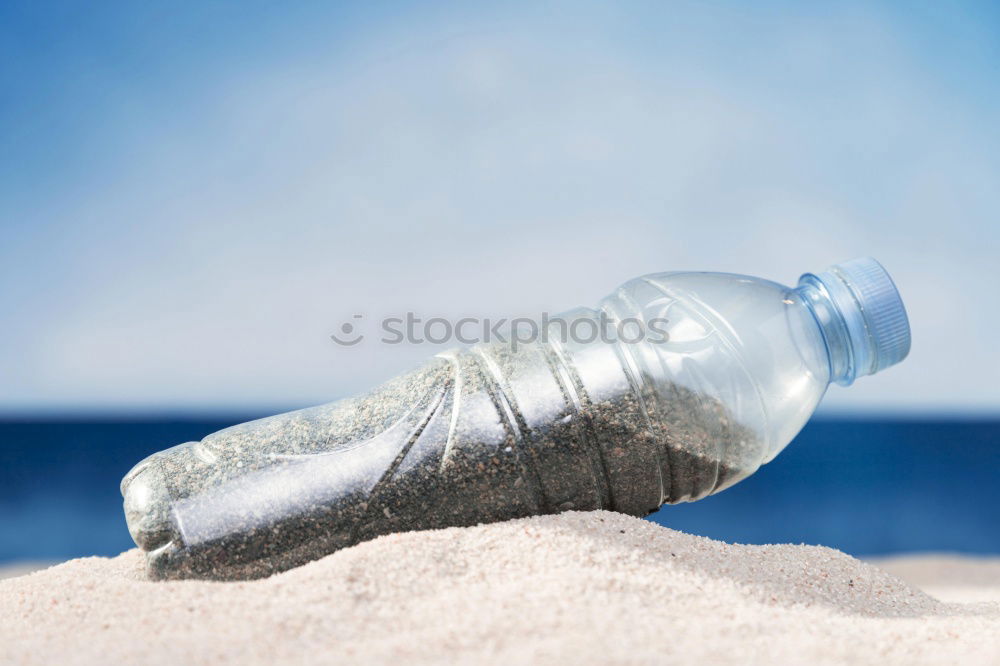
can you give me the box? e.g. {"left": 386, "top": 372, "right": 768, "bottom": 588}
{"left": 604, "top": 270, "right": 830, "bottom": 463}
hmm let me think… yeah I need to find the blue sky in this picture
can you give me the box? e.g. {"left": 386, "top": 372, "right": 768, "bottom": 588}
{"left": 1, "top": 1, "right": 999, "bottom": 413}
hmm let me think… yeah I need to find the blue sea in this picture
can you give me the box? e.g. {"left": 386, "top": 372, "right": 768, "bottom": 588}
{"left": 1, "top": 416, "right": 997, "bottom": 563}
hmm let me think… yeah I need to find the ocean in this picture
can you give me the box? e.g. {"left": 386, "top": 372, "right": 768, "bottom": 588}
{"left": 1, "top": 416, "right": 997, "bottom": 563}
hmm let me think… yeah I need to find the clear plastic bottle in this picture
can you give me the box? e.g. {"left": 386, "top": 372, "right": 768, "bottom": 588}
{"left": 122, "top": 257, "right": 910, "bottom": 580}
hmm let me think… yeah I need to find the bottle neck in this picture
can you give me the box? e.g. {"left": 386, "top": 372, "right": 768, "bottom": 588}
{"left": 795, "top": 276, "right": 870, "bottom": 386}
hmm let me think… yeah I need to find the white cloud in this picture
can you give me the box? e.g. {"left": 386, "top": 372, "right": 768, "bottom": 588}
{"left": 2, "top": 3, "right": 998, "bottom": 412}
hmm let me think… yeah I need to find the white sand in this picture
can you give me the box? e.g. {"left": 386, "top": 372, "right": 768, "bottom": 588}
{"left": 872, "top": 555, "right": 1000, "bottom": 606}
{"left": 0, "top": 562, "right": 55, "bottom": 581}
{"left": 2, "top": 511, "right": 998, "bottom": 665}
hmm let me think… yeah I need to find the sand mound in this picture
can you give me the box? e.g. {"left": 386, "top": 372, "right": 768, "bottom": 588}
{"left": 2, "top": 511, "right": 998, "bottom": 665}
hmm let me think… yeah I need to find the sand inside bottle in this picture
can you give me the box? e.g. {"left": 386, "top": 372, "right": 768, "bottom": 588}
{"left": 125, "top": 342, "right": 761, "bottom": 580}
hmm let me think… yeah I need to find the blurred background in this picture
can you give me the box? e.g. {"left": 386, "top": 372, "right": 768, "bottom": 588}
{"left": 2, "top": 0, "right": 998, "bottom": 565}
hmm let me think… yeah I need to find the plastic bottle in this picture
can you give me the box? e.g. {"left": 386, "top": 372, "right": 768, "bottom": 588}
{"left": 121, "top": 257, "right": 910, "bottom": 580}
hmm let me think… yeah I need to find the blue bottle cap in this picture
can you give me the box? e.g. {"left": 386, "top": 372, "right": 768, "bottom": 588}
{"left": 802, "top": 257, "right": 911, "bottom": 382}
